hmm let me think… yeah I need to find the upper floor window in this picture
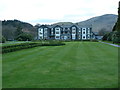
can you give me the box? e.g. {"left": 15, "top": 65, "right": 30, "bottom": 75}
{"left": 55, "top": 28, "right": 60, "bottom": 30}
{"left": 56, "top": 36, "right": 60, "bottom": 38}
{"left": 44, "top": 28, "right": 47, "bottom": 31}
{"left": 83, "top": 32, "right": 85, "bottom": 34}
{"left": 56, "top": 32, "right": 60, "bottom": 34}
{"left": 72, "top": 27, "right": 76, "bottom": 30}
{"left": 72, "top": 32, "right": 76, "bottom": 34}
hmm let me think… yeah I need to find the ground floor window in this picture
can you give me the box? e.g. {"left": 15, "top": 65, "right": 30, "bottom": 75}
{"left": 56, "top": 36, "right": 60, "bottom": 38}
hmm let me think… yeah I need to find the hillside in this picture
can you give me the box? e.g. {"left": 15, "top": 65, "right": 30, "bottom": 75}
{"left": 76, "top": 14, "right": 117, "bottom": 33}
{"left": 52, "top": 14, "right": 117, "bottom": 34}
{"left": 2, "top": 20, "right": 37, "bottom": 40}
{"left": 52, "top": 22, "right": 73, "bottom": 25}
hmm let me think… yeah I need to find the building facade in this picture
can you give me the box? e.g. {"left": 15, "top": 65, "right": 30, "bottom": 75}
{"left": 38, "top": 24, "right": 96, "bottom": 40}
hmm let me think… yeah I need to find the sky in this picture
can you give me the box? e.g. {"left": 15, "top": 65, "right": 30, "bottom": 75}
{"left": 0, "top": 0, "right": 119, "bottom": 25}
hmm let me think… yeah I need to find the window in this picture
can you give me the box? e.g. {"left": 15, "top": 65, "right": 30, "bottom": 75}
{"left": 56, "top": 36, "right": 59, "bottom": 38}
{"left": 83, "top": 36, "right": 85, "bottom": 38}
{"left": 83, "top": 32, "right": 85, "bottom": 34}
{"left": 72, "top": 32, "right": 76, "bottom": 34}
{"left": 88, "top": 35, "right": 90, "bottom": 39}
{"left": 40, "top": 36, "right": 42, "bottom": 39}
{"left": 55, "top": 28, "right": 60, "bottom": 30}
{"left": 56, "top": 32, "right": 59, "bottom": 34}
{"left": 40, "top": 32, "right": 42, "bottom": 34}
{"left": 65, "top": 31, "right": 68, "bottom": 34}
{"left": 65, "top": 28, "right": 68, "bottom": 30}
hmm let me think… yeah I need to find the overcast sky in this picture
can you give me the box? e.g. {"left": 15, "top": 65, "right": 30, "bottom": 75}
{"left": 0, "top": 0, "right": 119, "bottom": 25}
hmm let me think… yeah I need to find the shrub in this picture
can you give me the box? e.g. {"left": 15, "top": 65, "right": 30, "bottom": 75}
{"left": 16, "top": 33, "right": 33, "bottom": 41}
{"left": 90, "top": 39, "right": 98, "bottom": 42}
{"left": 112, "top": 31, "right": 120, "bottom": 43}
{"left": 2, "top": 41, "right": 65, "bottom": 53}
{"left": 2, "top": 36, "right": 6, "bottom": 43}
{"left": 102, "top": 33, "right": 109, "bottom": 41}
{"left": 107, "top": 32, "right": 113, "bottom": 41}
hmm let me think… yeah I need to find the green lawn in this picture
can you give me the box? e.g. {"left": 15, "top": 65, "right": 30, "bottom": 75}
{"left": 2, "top": 42, "right": 118, "bottom": 88}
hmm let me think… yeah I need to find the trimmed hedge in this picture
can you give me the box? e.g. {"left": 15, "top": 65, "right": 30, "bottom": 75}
{"left": 2, "top": 41, "right": 65, "bottom": 54}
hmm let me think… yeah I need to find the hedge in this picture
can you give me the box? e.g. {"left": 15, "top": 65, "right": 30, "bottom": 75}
{"left": 2, "top": 41, "right": 65, "bottom": 54}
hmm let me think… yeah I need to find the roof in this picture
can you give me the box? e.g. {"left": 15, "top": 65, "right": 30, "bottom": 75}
{"left": 39, "top": 24, "right": 92, "bottom": 29}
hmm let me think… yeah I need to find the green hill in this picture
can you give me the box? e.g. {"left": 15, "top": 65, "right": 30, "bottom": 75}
{"left": 2, "top": 20, "right": 37, "bottom": 40}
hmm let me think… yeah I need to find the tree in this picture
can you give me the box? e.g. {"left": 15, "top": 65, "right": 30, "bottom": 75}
{"left": 107, "top": 32, "right": 113, "bottom": 41}
{"left": 0, "top": 36, "right": 6, "bottom": 43}
{"left": 112, "top": 1, "right": 120, "bottom": 43}
{"left": 112, "top": 31, "right": 120, "bottom": 43}
{"left": 16, "top": 33, "right": 33, "bottom": 41}
{"left": 115, "top": 1, "right": 120, "bottom": 31}
{"left": 102, "top": 33, "right": 109, "bottom": 41}
{"left": 15, "top": 26, "right": 23, "bottom": 37}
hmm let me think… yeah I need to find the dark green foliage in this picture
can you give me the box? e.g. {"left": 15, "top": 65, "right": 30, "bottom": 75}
{"left": 102, "top": 32, "right": 113, "bottom": 41}
{"left": 0, "top": 36, "right": 6, "bottom": 43}
{"left": 2, "top": 43, "right": 40, "bottom": 53}
{"left": 15, "top": 26, "right": 23, "bottom": 37}
{"left": 112, "top": 23, "right": 117, "bottom": 31}
{"left": 112, "top": 1, "right": 120, "bottom": 32}
{"left": 112, "top": 31, "right": 120, "bottom": 43}
{"left": 2, "top": 20, "right": 36, "bottom": 40}
{"left": 16, "top": 33, "right": 33, "bottom": 41}
{"left": 102, "top": 33, "right": 109, "bottom": 41}
{"left": 107, "top": 32, "right": 113, "bottom": 41}
{"left": 2, "top": 36, "right": 6, "bottom": 43}
{"left": 2, "top": 41, "right": 65, "bottom": 53}
{"left": 90, "top": 39, "right": 98, "bottom": 42}
{"left": 109, "top": 1, "right": 120, "bottom": 43}
{"left": 115, "top": 1, "right": 120, "bottom": 32}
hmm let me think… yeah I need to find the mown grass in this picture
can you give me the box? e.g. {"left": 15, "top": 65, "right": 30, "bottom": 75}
{"left": 2, "top": 42, "right": 118, "bottom": 88}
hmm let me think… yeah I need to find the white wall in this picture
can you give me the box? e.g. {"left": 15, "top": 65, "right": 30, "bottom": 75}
{"left": 44, "top": 28, "right": 48, "bottom": 39}
{"left": 38, "top": 28, "right": 43, "bottom": 39}
{"left": 55, "top": 27, "right": 61, "bottom": 39}
{"left": 72, "top": 27, "right": 76, "bottom": 40}
{"left": 82, "top": 28, "right": 86, "bottom": 40}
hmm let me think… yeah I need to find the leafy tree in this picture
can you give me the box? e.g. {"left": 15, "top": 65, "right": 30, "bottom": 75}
{"left": 112, "top": 31, "right": 120, "bottom": 43}
{"left": 0, "top": 36, "right": 6, "bottom": 43}
{"left": 16, "top": 33, "right": 33, "bottom": 41}
{"left": 112, "top": 23, "right": 117, "bottom": 31}
{"left": 15, "top": 26, "right": 23, "bottom": 37}
{"left": 102, "top": 33, "right": 109, "bottom": 41}
{"left": 112, "top": 1, "right": 120, "bottom": 43}
{"left": 115, "top": 1, "right": 120, "bottom": 31}
{"left": 107, "top": 32, "right": 113, "bottom": 41}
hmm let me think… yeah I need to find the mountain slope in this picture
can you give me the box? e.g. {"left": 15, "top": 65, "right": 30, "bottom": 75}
{"left": 76, "top": 14, "right": 118, "bottom": 33}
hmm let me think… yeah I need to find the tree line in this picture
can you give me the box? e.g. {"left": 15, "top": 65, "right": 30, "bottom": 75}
{"left": 102, "top": 1, "right": 120, "bottom": 43}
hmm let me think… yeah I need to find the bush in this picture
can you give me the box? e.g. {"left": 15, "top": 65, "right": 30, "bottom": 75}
{"left": 2, "top": 36, "right": 6, "bottom": 43}
{"left": 90, "top": 39, "right": 98, "bottom": 42}
{"left": 102, "top": 33, "right": 109, "bottom": 41}
{"left": 2, "top": 41, "right": 65, "bottom": 53}
{"left": 112, "top": 31, "right": 120, "bottom": 43}
{"left": 107, "top": 32, "right": 113, "bottom": 41}
{"left": 16, "top": 33, "right": 33, "bottom": 41}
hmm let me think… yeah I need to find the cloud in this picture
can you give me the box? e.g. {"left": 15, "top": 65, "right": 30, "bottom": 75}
{"left": 0, "top": 0, "right": 119, "bottom": 25}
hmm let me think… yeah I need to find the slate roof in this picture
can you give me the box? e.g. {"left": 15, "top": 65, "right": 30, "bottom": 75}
{"left": 39, "top": 24, "right": 92, "bottom": 29}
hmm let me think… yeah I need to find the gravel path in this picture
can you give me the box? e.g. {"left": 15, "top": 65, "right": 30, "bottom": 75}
{"left": 99, "top": 41, "right": 120, "bottom": 47}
